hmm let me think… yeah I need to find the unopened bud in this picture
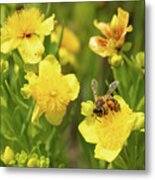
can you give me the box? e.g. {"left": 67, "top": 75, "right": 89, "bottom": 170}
{"left": 135, "top": 52, "right": 144, "bottom": 69}
{"left": 3, "top": 146, "right": 15, "bottom": 164}
{"left": 39, "top": 156, "right": 50, "bottom": 168}
{"left": 27, "top": 158, "right": 39, "bottom": 168}
{"left": 133, "top": 112, "right": 144, "bottom": 131}
{"left": 109, "top": 54, "right": 123, "bottom": 67}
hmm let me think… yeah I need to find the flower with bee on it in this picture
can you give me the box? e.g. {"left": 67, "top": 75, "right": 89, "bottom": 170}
{"left": 78, "top": 79, "right": 144, "bottom": 162}
{"left": 89, "top": 7, "right": 133, "bottom": 58}
{"left": 1, "top": 8, "right": 56, "bottom": 64}
{"left": 21, "top": 55, "right": 80, "bottom": 126}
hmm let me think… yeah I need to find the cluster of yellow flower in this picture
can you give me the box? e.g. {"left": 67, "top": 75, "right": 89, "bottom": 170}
{"left": 0, "top": 146, "right": 50, "bottom": 168}
{"left": 0, "top": 7, "right": 144, "bottom": 164}
{"left": 1, "top": 8, "right": 80, "bottom": 126}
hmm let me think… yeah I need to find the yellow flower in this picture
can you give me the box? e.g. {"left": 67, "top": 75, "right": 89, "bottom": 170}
{"left": 21, "top": 55, "right": 80, "bottom": 126}
{"left": 78, "top": 96, "right": 140, "bottom": 162}
{"left": 89, "top": 8, "right": 133, "bottom": 58}
{"left": 1, "top": 8, "right": 56, "bottom": 64}
{"left": 51, "top": 26, "right": 80, "bottom": 67}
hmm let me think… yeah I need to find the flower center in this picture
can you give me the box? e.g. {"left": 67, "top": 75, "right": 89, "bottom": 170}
{"left": 32, "top": 76, "right": 71, "bottom": 114}
{"left": 25, "top": 33, "right": 32, "bottom": 38}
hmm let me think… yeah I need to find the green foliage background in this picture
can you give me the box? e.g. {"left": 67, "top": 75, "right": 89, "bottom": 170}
{"left": 0, "top": 1, "right": 145, "bottom": 169}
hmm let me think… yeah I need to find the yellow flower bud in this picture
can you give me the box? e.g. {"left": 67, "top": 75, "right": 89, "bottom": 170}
{"left": 133, "top": 112, "right": 144, "bottom": 131}
{"left": 3, "top": 146, "right": 15, "bottom": 164}
{"left": 109, "top": 54, "right": 123, "bottom": 67}
{"left": 14, "top": 64, "right": 19, "bottom": 74}
{"left": 27, "top": 158, "right": 39, "bottom": 168}
{"left": 39, "top": 156, "right": 50, "bottom": 168}
{"left": 135, "top": 52, "right": 144, "bottom": 69}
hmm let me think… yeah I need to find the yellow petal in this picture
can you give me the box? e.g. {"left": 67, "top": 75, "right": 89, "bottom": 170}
{"left": 21, "top": 72, "right": 38, "bottom": 98}
{"left": 1, "top": 38, "right": 22, "bottom": 54}
{"left": 94, "top": 20, "right": 112, "bottom": 38}
{"left": 126, "top": 25, "right": 133, "bottom": 32}
{"left": 25, "top": 71, "right": 38, "bottom": 83}
{"left": 32, "top": 105, "right": 43, "bottom": 123}
{"left": 18, "top": 35, "right": 44, "bottom": 64}
{"left": 81, "top": 100, "right": 94, "bottom": 117}
{"left": 78, "top": 117, "right": 98, "bottom": 144}
{"left": 59, "top": 48, "right": 77, "bottom": 67}
{"left": 110, "top": 15, "right": 119, "bottom": 30}
{"left": 89, "top": 36, "right": 116, "bottom": 58}
{"left": 45, "top": 110, "right": 66, "bottom": 126}
{"left": 63, "top": 74, "right": 80, "bottom": 101}
{"left": 39, "top": 55, "right": 61, "bottom": 77}
{"left": 36, "top": 14, "right": 56, "bottom": 36}
{"left": 94, "top": 144, "right": 121, "bottom": 162}
{"left": 117, "top": 7, "right": 129, "bottom": 29}
{"left": 61, "top": 27, "right": 80, "bottom": 53}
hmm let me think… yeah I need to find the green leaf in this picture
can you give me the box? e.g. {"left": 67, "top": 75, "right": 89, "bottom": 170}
{"left": 113, "top": 131, "right": 145, "bottom": 170}
{"left": 1, "top": 112, "right": 18, "bottom": 142}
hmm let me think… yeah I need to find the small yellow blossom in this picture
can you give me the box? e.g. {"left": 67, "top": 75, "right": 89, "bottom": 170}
{"left": 78, "top": 96, "right": 143, "bottom": 162}
{"left": 27, "top": 158, "right": 39, "bottom": 168}
{"left": 1, "top": 8, "right": 56, "bottom": 64}
{"left": 1, "top": 146, "right": 15, "bottom": 165}
{"left": 21, "top": 55, "right": 80, "bottom": 126}
{"left": 51, "top": 26, "right": 80, "bottom": 67}
{"left": 89, "top": 8, "right": 133, "bottom": 58}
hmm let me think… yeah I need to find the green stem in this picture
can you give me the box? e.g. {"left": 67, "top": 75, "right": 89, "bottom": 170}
{"left": 45, "top": 126, "right": 57, "bottom": 154}
{"left": 132, "top": 75, "right": 142, "bottom": 110}
{"left": 5, "top": 80, "right": 29, "bottom": 110}
{"left": 45, "top": 3, "right": 52, "bottom": 17}
{"left": 20, "top": 100, "right": 35, "bottom": 137}
{"left": 120, "top": 52, "right": 133, "bottom": 67}
{"left": 55, "top": 25, "right": 64, "bottom": 59}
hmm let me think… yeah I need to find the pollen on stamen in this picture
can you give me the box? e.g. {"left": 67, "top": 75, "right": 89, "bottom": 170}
{"left": 50, "top": 90, "right": 57, "bottom": 97}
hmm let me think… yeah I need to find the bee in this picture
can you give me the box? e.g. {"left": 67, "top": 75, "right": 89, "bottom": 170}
{"left": 91, "top": 79, "right": 121, "bottom": 117}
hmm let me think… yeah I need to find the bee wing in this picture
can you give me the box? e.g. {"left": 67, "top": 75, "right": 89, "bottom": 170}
{"left": 91, "top": 79, "right": 98, "bottom": 99}
{"left": 106, "top": 80, "right": 119, "bottom": 95}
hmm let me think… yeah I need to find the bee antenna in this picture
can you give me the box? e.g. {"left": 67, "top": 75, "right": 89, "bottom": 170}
{"left": 91, "top": 79, "right": 98, "bottom": 99}
{"left": 107, "top": 80, "right": 119, "bottom": 95}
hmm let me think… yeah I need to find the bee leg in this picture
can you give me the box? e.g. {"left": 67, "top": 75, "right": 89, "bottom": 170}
{"left": 96, "top": 117, "right": 102, "bottom": 123}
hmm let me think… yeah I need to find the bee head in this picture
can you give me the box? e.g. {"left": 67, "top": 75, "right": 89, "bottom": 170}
{"left": 93, "top": 108, "right": 103, "bottom": 117}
